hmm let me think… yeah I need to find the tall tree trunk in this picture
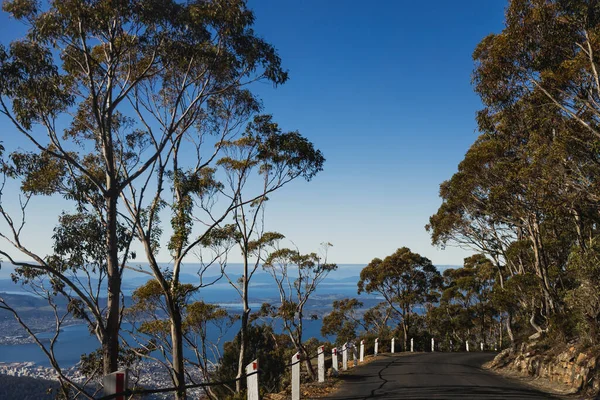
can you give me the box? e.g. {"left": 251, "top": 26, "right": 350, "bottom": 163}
{"left": 104, "top": 191, "right": 121, "bottom": 375}
{"left": 529, "top": 218, "right": 555, "bottom": 315}
{"left": 299, "top": 342, "right": 316, "bottom": 381}
{"left": 530, "top": 309, "right": 544, "bottom": 334}
{"left": 506, "top": 313, "right": 515, "bottom": 348}
{"left": 402, "top": 321, "right": 409, "bottom": 351}
{"left": 236, "top": 256, "right": 250, "bottom": 392}
{"left": 170, "top": 303, "right": 187, "bottom": 400}
{"left": 297, "top": 315, "right": 316, "bottom": 381}
{"left": 499, "top": 316, "right": 504, "bottom": 349}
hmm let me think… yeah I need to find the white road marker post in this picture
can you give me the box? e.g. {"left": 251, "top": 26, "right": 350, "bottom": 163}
{"left": 332, "top": 347, "right": 339, "bottom": 376}
{"left": 480, "top": 342, "right": 484, "bottom": 351}
{"left": 410, "top": 338, "right": 414, "bottom": 352}
{"left": 374, "top": 338, "right": 379, "bottom": 356}
{"left": 352, "top": 342, "right": 358, "bottom": 366}
{"left": 342, "top": 343, "right": 348, "bottom": 371}
{"left": 246, "top": 359, "right": 259, "bottom": 400}
{"left": 359, "top": 340, "right": 364, "bottom": 362}
{"left": 391, "top": 337, "right": 395, "bottom": 354}
{"left": 103, "top": 370, "right": 128, "bottom": 400}
{"left": 450, "top": 340, "right": 454, "bottom": 352}
{"left": 292, "top": 352, "right": 301, "bottom": 400}
{"left": 466, "top": 340, "right": 470, "bottom": 352}
{"left": 431, "top": 338, "right": 435, "bottom": 352}
{"left": 318, "top": 345, "right": 325, "bottom": 383}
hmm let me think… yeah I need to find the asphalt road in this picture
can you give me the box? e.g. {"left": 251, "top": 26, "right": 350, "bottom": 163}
{"left": 323, "top": 352, "right": 557, "bottom": 399}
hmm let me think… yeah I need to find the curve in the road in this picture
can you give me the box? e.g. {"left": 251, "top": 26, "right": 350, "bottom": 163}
{"left": 322, "top": 352, "right": 557, "bottom": 400}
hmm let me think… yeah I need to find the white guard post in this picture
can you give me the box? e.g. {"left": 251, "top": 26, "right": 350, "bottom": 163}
{"left": 246, "top": 359, "right": 259, "bottom": 400}
{"left": 359, "top": 340, "right": 364, "bottom": 362}
{"left": 292, "top": 352, "right": 301, "bottom": 400}
{"left": 431, "top": 338, "right": 435, "bottom": 352}
{"left": 342, "top": 343, "right": 348, "bottom": 371}
{"left": 481, "top": 342, "right": 484, "bottom": 351}
{"left": 391, "top": 337, "right": 395, "bottom": 354}
{"left": 410, "top": 338, "right": 414, "bottom": 352}
{"left": 103, "top": 370, "right": 128, "bottom": 400}
{"left": 352, "top": 342, "right": 358, "bottom": 366}
{"left": 450, "top": 340, "right": 454, "bottom": 352}
{"left": 332, "top": 347, "right": 339, "bottom": 376}
{"left": 318, "top": 346, "right": 325, "bottom": 383}
{"left": 466, "top": 341, "right": 470, "bottom": 352}
{"left": 374, "top": 338, "right": 378, "bottom": 356}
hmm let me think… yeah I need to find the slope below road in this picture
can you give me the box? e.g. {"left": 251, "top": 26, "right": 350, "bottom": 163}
{"left": 323, "top": 352, "right": 557, "bottom": 399}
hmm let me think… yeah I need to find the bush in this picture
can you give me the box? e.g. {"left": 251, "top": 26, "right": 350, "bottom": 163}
{"left": 212, "top": 323, "right": 292, "bottom": 398}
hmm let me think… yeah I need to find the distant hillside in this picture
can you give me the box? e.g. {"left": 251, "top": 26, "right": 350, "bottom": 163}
{"left": 0, "top": 374, "right": 59, "bottom": 400}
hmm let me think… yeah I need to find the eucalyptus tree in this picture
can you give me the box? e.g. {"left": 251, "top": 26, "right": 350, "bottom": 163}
{"left": 428, "top": 0, "right": 600, "bottom": 345}
{"left": 263, "top": 243, "right": 337, "bottom": 380}
{"left": 442, "top": 255, "right": 497, "bottom": 347}
{"left": 427, "top": 94, "right": 583, "bottom": 335}
{"left": 358, "top": 247, "right": 442, "bottom": 351}
{"left": 119, "top": 76, "right": 323, "bottom": 399}
{"left": 126, "top": 279, "right": 237, "bottom": 400}
{"left": 321, "top": 298, "right": 366, "bottom": 346}
{"left": 215, "top": 115, "right": 323, "bottom": 391}
{"left": 473, "top": 0, "right": 600, "bottom": 145}
{"left": 0, "top": 0, "right": 293, "bottom": 392}
{"left": 119, "top": 111, "right": 322, "bottom": 399}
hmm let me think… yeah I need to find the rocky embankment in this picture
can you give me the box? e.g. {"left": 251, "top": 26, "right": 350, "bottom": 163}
{"left": 488, "top": 342, "right": 600, "bottom": 399}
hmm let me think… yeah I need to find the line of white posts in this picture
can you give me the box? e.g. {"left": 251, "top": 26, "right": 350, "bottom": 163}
{"left": 244, "top": 336, "right": 498, "bottom": 399}
{"left": 104, "top": 336, "right": 502, "bottom": 400}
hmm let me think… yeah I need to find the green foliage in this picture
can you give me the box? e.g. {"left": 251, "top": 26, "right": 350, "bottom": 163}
{"left": 321, "top": 298, "right": 364, "bottom": 346}
{"left": 358, "top": 247, "right": 441, "bottom": 304}
{"left": 427, "top": 255, "right": 499, "bottom": 349}
{"left": 213, "top": 324, "right": 291, "bottom": 397}
{"left": 564, "top": 241, "right": 600, "bottom": 344}
{"left": 358, "top": 247, "right": 441, "bottom": 348}
{"left": 263, "top": 246, "right": 337, "bottom": 346}
{"left": 79, "top": 346, "right": 145, "bottom": 381}
{"left": 0, "top": 0, "right": 325, "bottom": 395}
{"left": 428, "top": 0, "right": 600, "bottom": 349}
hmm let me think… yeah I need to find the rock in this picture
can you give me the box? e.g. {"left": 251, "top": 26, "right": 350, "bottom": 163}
{"left": 558, "top": 349, "right": 575, "bottom": 363}
{"left": 493, "top": 343, "right": 599, "bottom": 398}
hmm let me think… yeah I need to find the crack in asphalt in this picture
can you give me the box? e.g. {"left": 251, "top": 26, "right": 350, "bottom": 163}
{"left": 365, "top": 358, "right": 396, "bottom": 399}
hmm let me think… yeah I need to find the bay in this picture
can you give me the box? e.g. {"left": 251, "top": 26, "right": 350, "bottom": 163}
{"left": 0, "top": 319, "right": 330, "bottom": 368}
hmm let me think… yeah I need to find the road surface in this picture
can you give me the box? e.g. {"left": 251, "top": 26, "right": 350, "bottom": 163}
{"left": 323, "top": 352, "right": 557, "bottom": 399}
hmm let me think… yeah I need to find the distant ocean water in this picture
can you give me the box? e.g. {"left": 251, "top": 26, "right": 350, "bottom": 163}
{"left": 0, "top": 319, "right": 329, "bottom": 368}
{"left": 0, "top": 262, "right": 458, "bottom": 367}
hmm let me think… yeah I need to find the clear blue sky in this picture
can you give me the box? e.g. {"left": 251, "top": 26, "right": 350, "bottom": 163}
{"left": 0, "top": 1, "right": 507, "bottom": 266}
{"left": 244, "top": 0, "right": 507, "bottom": 265}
